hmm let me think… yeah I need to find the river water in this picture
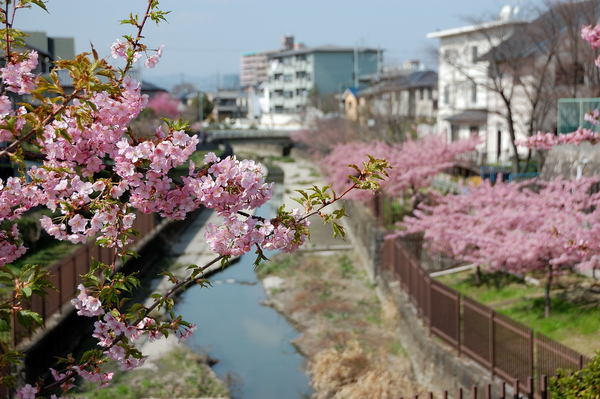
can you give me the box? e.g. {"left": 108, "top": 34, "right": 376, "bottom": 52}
{"left": 174, "top": 189, "right": 313, "bottom": 399}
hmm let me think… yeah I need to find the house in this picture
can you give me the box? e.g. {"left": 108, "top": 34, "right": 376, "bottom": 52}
{"left": 211, "top": 89, "right": 248, "bottom": 121}
{"left": 427, "top": 6, "right": 526, "bottom": 163}
{"left": 428, "top": 1, "right": 600, "bottom": 165}
{"left": 358, "top": 70, "right": 438, "bottom": 122}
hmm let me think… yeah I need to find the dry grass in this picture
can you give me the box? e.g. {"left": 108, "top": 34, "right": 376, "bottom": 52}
{"left": 310, "top": 341, "right": 412, "bottom": 399}
{"left": 263, "top": 252, "right": 420, "bottom": 397}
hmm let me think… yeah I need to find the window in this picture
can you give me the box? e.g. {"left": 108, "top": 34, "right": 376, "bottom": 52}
{"left": 443, "top": 85, "right": 450, "bottom": 105}
{"left": 296, "top": 71, "right": 307, "bottom": 79}
{"left": 273, "top": 73, "right": 283, "bottom": 81}
{"left": 284, "top": 91, "right": 293, "bottom": 98}
{"left": 450, "top": 125, "right": 459, "bottom": 142}
{"left": 295, "top": 54, "right": 307, "bottom": 61}
{"left": 471, "top": 46, "right": 478, "bottom": 63}
{"left": 469, "top": 126, "right": 479, "bottom": 137}
{"left": 471, "top": 82, "right": 477, "bottom": 104}
{"left": 283, "top": 74, "right": 293, "bottom": 82}
{"left": 274, "top": 105, "right": 284, "bottom": 113}
{"left": 426, "top": 88, "right": 432, "bottom": 100}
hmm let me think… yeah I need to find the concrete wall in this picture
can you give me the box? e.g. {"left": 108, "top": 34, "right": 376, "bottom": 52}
{"left": 540, "top": 142, "right": 600, "bottom": 180}
{"left": 343, "top": 200, "right": 499, "bottom": 394}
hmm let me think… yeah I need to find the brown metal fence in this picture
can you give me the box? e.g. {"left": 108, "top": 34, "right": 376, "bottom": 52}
{"left": 383, "top": 236, "right": 591, "bottom": 396}
{"left": 10, "top": 212, "right": 157, "bottom": 347}
{"left": 396, "top": 376, "right": 552, "bottom": 399}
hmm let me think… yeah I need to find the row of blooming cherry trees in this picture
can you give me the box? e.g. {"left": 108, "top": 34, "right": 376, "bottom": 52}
{"left": 0, "top": 1, "right": 390, "bottom": 397}
{"left": 321, "top": 25, "right": 600, "bottom": 321}
{"left": 322, "top": 135, "right": 479, "bottom": 205}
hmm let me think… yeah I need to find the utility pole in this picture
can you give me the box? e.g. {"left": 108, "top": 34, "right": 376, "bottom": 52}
{"left": 197, "top": 91, "right": 203, "bottom": 122}
{"left": 353, "top": 44, "right": 359, "bottom": 89}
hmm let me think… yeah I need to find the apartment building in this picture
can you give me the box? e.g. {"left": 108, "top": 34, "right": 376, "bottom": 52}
{"left": 266, "top": 45, "right": 379, "bottom": 114}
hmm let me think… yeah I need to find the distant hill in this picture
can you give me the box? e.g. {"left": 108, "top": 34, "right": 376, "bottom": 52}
{"left": 143, "top": 73, "right": 240, "bottom": 92}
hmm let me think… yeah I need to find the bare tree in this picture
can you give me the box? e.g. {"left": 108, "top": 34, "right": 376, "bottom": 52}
{"left": 440, "top": 0, "right": 600, "bottom": 172}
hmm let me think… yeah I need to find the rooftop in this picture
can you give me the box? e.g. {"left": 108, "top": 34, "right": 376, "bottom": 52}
{"left": 426, "top": 19, "right": 526, "bottom": 39}
{"left": 270, "top": 45, "right": 380, "bottom": 58}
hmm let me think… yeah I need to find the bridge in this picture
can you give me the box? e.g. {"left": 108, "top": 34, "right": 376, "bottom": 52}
{"left": 206, "top": 129, "right": 298, "bottom": 156}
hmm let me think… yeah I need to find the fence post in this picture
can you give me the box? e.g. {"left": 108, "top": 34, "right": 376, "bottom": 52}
{"left": 513, "top": 379, "right": 519, "bottom": 399}
{"left": 489, "top": 309, "right": 495, "bottom": 377}
{"left": 427, "top": 276, "right": 432, "bottom": 336}
{"left": 457, "top": 388, "right": 463, "bottom": 399}
{"left": 529, "top": 329, "right": 534, "bottom": 383}
{"left": 457, "top": 293, "right": 462, "bottom": 356}
{"left": 527, "top": 377, "right": 534, "bottom": 399}
{"left": 58, "top": 263, "right": 63, "bottom": 314}
{"left": 579, "top": 354, "right": 584, "bottom": 369}
{"left": 471, "top": 386, "right": 478, "bottom": 399}
{"left": 486, "top": 384, "right": 491, "bottom": 399}
{"left": 501, "top": 382, "right": 506, "bottom": 399}
{"left": 540, "top": 375, "right": 548, "bottom": 399}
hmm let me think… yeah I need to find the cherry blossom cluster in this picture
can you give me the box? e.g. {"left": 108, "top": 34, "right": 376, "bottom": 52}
{"left": 111, "top": 39, "right": 164, "bottom": 70}
{"left": 400, "top": 178, "right": 600, "bottom": 274}
{"left": 147, "top": 91, "right": 181, "bottom": 118}
{"left": 518, "top": 128, "right": 600, "bottom": 150}
{"left": 584, "top": 109, "right": 600, "bottom": 126}
{"left": 322, "top": 135, "right": 479, "bottom": 201}
{"left": 187, "top": 153, "right": 273, "bottom": 215}
{"left": 0, "top": 50, "right": 38, "bottom": 95}
{"left": 0, "top": 224, "right": 26, "bottom": 266}
{"left": 581, "top": 24, "right": 600, "bottom": 49}
{"left": 71, "top": 284, "right": 105, "bottom": 317}
{"left": 205, "top": 211, "right": 307, "bottom": 256}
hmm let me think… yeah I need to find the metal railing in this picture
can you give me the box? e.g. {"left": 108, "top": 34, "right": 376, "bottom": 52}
{"left": 10, "top": 212, "right": 158, "bottom": 348}
{"left": 382, "top": 237, "right": 590, "bottom": 397}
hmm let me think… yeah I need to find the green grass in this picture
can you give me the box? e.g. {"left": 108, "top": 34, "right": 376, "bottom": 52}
{"left": 11, "top": 240, "right": 80, "bottom": 269}
{"left": 255, "top": 254, "right": 295, "bottom": 279}
{"left": 501, "top": 296, "right": 600, "bottom": 355}
{"left": 437, "top": 270, "right": 600, "bottom": 356}
{"left": 437, "top": 270, "right": 540, "bottom": 305}
{"left": 265, "top": 155, "right": 295, "bottom": 163}
{"left": 70, "top": 347, "right": 229, "bottom": 399}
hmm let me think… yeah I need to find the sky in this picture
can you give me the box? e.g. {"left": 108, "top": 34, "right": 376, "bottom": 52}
{"left": 19, "top": 0, "right": 531, "bottom": 87}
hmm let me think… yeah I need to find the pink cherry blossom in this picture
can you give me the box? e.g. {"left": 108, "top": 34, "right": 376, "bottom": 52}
{"left": 0, "top": 51, "right": 38, "bottom": 94}
{"left": 16, "top": 384, "right": 37, "bottom": 399}
{"left": 581, "top": 24, "right": 600, "bottom": 49}
{"left": 144, "top": 45, "right": 164, "bottom": 68}
{"left": 71, "top": 284, "right": 105, "bottom": 317}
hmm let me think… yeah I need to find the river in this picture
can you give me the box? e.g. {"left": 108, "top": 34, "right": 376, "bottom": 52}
{"left": 174, "top": 187, "right": 313, "bottom": 399}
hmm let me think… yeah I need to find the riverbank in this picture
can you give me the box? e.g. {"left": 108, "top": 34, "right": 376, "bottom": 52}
{"left": 255, "top": 155, "right": 423, "bottom": 398}
{"left": 259, "top": 251, "right": 420, "bottom": 398}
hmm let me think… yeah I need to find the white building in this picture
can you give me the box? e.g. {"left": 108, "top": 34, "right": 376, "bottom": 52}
{"left": 427, "top": 7, "right": 527, "bottom": 164}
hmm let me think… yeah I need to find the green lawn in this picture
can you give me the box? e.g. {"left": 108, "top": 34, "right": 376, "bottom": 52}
{"left": 10, "top": 240, "right": 80, "bottom": 270}
{"left": 437, "top": 270, "right": 600, "bottom": 356}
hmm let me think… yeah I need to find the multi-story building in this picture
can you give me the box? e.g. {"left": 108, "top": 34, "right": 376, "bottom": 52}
{"left": 429, "top": 2, "right": 600, "bottom": 165}
{"left": 427, "top": 7, "right": 526, "bottom": 163}
{"left": 23, "top": 31, "right": 75, "bottom": 78}
{"left": 266, "top": 45, "right": 380, "bottom": 114}
{"left": 241, "top": 51, "right": 274, "bottom": 88}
